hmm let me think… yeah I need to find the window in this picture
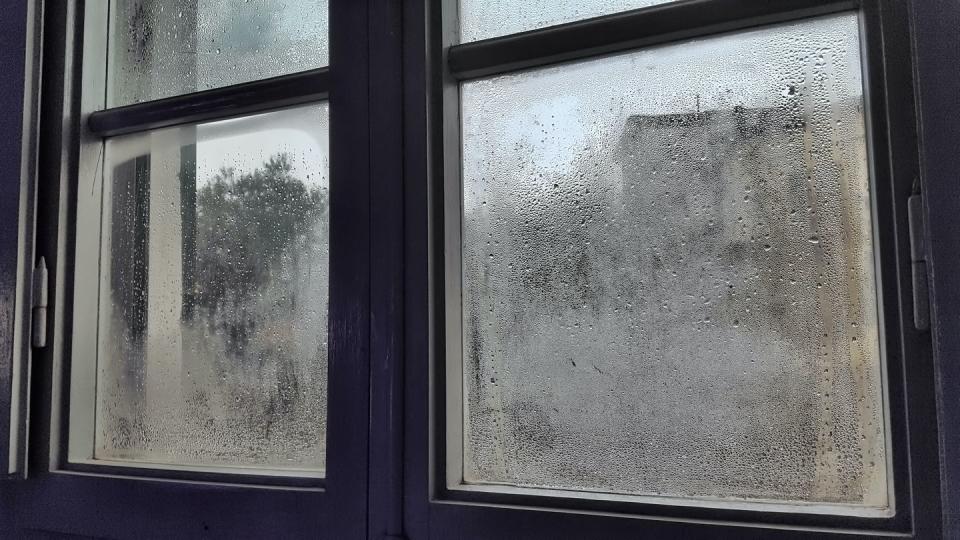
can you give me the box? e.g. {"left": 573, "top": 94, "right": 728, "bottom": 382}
{"left": 69, "top": 0, "right": 331, "bottom": 481}
{"left": 455, "top": 13, "right": 889, "bottom": 513}
{"left": 408, "top": 0, "right": 945, "bottom": 537}
{"left": 71, "top": 106, "right": 330, "bottom": 474}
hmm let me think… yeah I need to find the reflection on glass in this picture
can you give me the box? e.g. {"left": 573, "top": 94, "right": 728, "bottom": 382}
{"left": 459, "top": 0, "right": 675, "bottom": 42}
{"left": 97, "top": 104, "right": 329, "bottom": 472}
{"left": 108, "top": 0, "right": 328, "bottom": 107}
{"left": 460, "top": 14, "right": 889, "bottom": 509}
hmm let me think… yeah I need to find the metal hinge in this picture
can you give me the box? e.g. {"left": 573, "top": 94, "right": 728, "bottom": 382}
{"left": 908, "top": 181, "right": 930, "bottom": 331}
{"left": 31, "top": 256, "right": 48, "bottom": 348}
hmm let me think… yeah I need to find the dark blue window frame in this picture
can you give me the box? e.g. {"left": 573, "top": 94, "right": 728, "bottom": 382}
{"left": 0, "top": 1, "right": 383, "bottom": 537}
{"left": 401, "top": 0, "right": 956, "bottom": 538}
{"left": 0, "top": 0, "right": 957, "bottom": 538}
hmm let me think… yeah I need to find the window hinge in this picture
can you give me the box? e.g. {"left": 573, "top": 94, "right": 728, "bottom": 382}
{"left": 908, "top": 180, "right": 930, "bottom": 331}
{"left": 31, "top": 256, "right": 48, "bottom": 348}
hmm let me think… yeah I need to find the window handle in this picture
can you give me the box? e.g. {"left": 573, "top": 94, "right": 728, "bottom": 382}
{"left": 908, "top": 183, "right": 930, "bottom": 332}
{"left": 31, "top": 256, "right": 48, "bottom": 348}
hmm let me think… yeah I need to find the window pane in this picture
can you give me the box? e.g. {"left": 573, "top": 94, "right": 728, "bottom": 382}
{"left": 459, "top": 14, "right": 889, "bottom": 510}
{"left": 459, "top": 0, "right": 675, "bottom": 42}
{"left": 95, "top": 104, "right": 329, "bottom": 472}
{"left": 108, "top": 0, "right": 328, "bottom": 107}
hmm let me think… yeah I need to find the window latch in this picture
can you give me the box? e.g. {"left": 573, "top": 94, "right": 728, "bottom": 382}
{"left": 908, "top": 181, "right": 930, "bottom": 331}
{"left": 31, "top": 256, "right": 48, "bottom": 348}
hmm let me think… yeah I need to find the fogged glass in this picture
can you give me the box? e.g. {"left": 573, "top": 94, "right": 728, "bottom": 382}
{"left": 96, "top": 104, "right": 329, "bottom": 471}
{"left": 460, "top": 14, "right": 889, "bottom": 508}
{"left": 459, "top": 0, "right": 675, "bottom": 42}
{"left": 108, "top": 0, "right": 328, "bottom": 107}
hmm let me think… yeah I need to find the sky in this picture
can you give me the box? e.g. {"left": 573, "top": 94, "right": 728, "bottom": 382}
{"left": 195, "top": 103, "right": 329, "bottom": 190}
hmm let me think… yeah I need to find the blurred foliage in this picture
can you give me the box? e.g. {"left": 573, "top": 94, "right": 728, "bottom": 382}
{"left": 192, "top": 153, "right": 327, "bottom": 355}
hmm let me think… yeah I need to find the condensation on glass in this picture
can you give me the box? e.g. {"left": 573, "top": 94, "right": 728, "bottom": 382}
{"left": 107, "top": 0, "right": 328, "bottom": 107}
{"left": 95, "top": 104, "right": 329, "bottom": 472}
{"left": 459, "top": 0, "right": 676, "bottom": 42}
{"left": 458, "top": 14, "right": 889, "bottom": 510}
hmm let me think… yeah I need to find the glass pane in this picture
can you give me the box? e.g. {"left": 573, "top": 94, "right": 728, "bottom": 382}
{"left": 459, "top": 0, "right": 675, "bottom": 42}
{"left": 459, "top": 14, "right": 889, "bottom": 509}
{"left": 96, "top": 104, "right": 329, "bottom": 472}
{"left": 108, "top": 0, "right": 328, "bottom": 107}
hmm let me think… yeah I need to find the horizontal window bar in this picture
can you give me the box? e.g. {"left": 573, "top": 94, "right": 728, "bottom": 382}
{"left": 60, "top": 460, "right": 325, "bottom": 489}
{"left": 87, "top": 68, "right": 330, "bottom": 137}
{"left": 437, "top": 485, "right": 904, "bottom": 533}
{"left": 447, "top": 0, "right": 860, "bottom": 80}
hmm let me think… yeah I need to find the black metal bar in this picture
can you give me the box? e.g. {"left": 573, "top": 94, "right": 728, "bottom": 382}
{"left": 87, "top": 68, "right": 330, "bottom": 137}
{"left": 448, "top": 0, "right": 860, "bottom": 80}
